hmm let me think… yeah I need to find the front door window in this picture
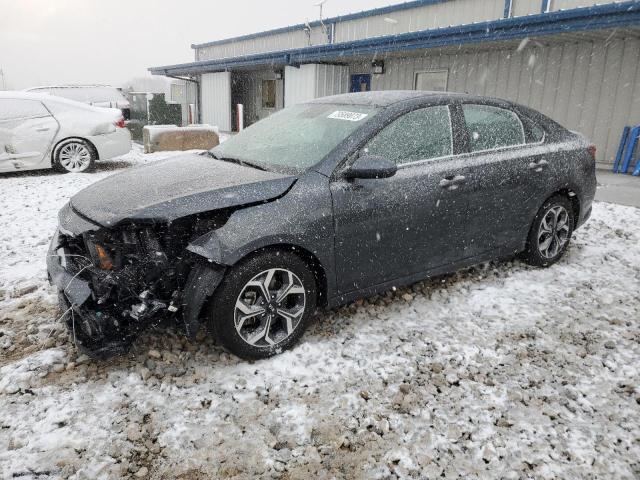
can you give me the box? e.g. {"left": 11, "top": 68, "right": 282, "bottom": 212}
{"left": 364, "top": 105, "right": 453, "bottom": 164}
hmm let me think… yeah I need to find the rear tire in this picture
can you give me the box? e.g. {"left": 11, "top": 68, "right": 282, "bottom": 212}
{"left": 522, "top": 195, "right": 575, "bottom": 267}
{"left": 53, "top": 139, "right": 96, "bottom": 173}
{"left": 209, "top": 250, "right": 317, "bottom": 360}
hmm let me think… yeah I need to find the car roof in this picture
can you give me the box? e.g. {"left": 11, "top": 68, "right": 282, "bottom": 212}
{"left": 24, "top": 85, "right": 121, "bottom": 91}
{"left": 307, "top": 90, "right": 532, "bottom": 110}
{"left": 0, "top": 91, "right": 121, "bottom": 115}
{"left": 0, "top": 91, "right": 60, "bottom": 102}
{"left": 308, "top": 90, "right": 473, "bottom": 107}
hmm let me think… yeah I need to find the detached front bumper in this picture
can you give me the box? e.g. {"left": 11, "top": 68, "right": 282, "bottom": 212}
{"left": 47, "top": 228, "right": 132, "bottom": 358}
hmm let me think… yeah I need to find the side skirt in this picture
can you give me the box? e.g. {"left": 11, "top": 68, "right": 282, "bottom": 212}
{"left": 327, "top": 248, "right": 518, "bottom": 309}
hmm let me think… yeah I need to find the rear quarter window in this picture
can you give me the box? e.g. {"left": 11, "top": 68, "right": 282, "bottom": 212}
{"left": 462, "top": 104, "right": 525, "bottom": 152}
{"left": 519, "top": 114, "right": 546, "bottom": 144}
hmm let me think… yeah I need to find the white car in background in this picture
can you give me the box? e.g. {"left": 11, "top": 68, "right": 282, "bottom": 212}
{"left": 0, "top": 92, "right": 131, "bottom": 174}
{"left": 25, "top": 85, "right": 131, "bottom": 119}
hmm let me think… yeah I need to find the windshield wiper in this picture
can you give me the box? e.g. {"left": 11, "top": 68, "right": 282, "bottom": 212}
{"left": 206, "top": 152, "right": 267, "bottom": 171}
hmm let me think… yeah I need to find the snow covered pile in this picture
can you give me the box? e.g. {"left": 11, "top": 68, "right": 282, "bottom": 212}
{"left": 0, "top": 151, "right": 639, "bottom": 479}
{"left": 143, "top": 124, "right": 220, "bottom": 153}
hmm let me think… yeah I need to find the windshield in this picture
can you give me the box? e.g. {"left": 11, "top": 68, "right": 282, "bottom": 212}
{"left": 210, "top": 103, "right": 379, "bottom": 173}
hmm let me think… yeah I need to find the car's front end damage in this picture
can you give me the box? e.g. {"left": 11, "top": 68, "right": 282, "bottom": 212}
{"left": 47, "top": 204, "right": 228, "bottom": 358}
{"left": 46, "top": 153, "right": 297, "bottom": 358}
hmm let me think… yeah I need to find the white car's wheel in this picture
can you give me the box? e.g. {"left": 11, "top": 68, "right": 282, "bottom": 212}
{"left": 53, "top": 140, "right": 96, "bottom": 173}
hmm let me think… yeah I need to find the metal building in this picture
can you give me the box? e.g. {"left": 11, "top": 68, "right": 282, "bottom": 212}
{"left": 150, "top": 0, "right": 640, "bottom": 166}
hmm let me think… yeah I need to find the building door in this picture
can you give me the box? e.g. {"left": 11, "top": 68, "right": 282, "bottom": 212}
{"left": 350, "top": 74, "right": 371, "bottom": 93}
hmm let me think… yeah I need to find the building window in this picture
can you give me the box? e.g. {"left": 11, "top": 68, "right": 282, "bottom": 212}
{"left": 414, "top": 70, "right": 449, "bottom": 92}
{"left": 262, "top": 79, "right": 276, "bottom": 109}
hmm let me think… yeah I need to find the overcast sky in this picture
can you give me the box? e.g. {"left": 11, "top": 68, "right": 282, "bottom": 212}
{"left": 0, "top": 0, "right": 397, "bottom": 90}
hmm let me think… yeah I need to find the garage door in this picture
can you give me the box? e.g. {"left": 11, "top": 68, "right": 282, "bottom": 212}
{"left": 201, "top": 72, "right": 231, "bottom": 132}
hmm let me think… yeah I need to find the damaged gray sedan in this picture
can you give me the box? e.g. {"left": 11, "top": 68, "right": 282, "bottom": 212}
{"left": 47, "top": 91, "right": 596, "bottom": 359}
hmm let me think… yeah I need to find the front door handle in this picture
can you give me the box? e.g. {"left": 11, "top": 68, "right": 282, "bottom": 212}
{"left": 440, "top": 175, "right": 466, "bottom": 190}
{"left": 528, "top": 159, "right": 549, "bottom": 172}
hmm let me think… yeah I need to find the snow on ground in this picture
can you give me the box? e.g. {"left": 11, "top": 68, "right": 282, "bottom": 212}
{"left": 0, "top": 151, "right": 639, "bottom": 479}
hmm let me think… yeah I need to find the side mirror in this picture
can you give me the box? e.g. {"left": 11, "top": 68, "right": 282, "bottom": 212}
{"left": 344, "top": 154, "right": 397, "bottom": 180}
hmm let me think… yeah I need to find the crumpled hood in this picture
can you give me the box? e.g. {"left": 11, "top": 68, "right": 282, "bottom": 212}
{"left": 70, "top": 153, "right": 296, "bottom": 226}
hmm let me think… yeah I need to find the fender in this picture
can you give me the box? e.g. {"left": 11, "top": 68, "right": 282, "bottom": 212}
{"left": 182, "top": 262, "right": 226, "bottom": 340}
{"left": 185, "top": 171, "right": 338, "bottom": 306}
{"left": 187, "top": 231, "right": 227, "bottom": 264}
{"left": 186, "top": 230, "right": 322, "bottom": 266}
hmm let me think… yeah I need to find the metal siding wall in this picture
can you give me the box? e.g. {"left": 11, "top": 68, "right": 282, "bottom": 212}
{"left": 511, "top": 0, "right": 541, "bottom": 16}
{"left": 316, "top": 65, "right": 349, "bottom": 98}
{"left": 552, "top": 0, "right": 616, "bottom": 10}
{"left": 608, "top": 38, "right": 640, "bottom": 161}
{"left": 284, "top": 65, "right": 317, "bottom": 107}
{"left": 284, "top": 64, "right": 348, "bottom": 106}
{"left": 193, "top": 0, "right": 624, "bottom": 61}
{"left": 354, "top": 38, "right": 640, "bottom": 164}
{"left": 196, "top": 0, "right": 517, "bottom": 60}
{"left": 200, "top": 72, "right": 231, "bottom": 131}
{"left": 334, "top": 0, "right": 504, "bottom": 43}
{"left": 197, "top": 27, "right": 327, "bottom": 61}
{"left": 511, "top": 0, "right": 617, "bottom": 16}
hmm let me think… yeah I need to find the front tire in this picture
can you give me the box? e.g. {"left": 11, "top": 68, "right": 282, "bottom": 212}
{"left": 209, "top": 250, "right": 317, "bottom": 360}
{"left": 522, "top": 195, "right": 575, "bottom": 267}
{"left": 53, "top": 139, "right": 96, "bottom": 173}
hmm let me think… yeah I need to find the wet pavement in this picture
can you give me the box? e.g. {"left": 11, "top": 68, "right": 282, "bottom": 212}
{"left": 596, "top": 170, "right": 640, "bottom": 208}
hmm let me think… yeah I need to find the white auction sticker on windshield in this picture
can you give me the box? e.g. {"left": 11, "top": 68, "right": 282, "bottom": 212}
{"left": 328, "top": 111, "right": 369, "bottom": 121}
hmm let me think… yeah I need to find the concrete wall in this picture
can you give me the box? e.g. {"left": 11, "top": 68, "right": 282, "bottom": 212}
{"left": 193, "top": 0, "right": 619, "bottom": 61}
{"left": 348, "top": 36, "right": 640, "bottom": 164}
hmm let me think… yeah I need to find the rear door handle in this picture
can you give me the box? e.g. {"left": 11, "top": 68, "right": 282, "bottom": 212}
{"left": 528, "top": 159, "right": 549, "bottom": 171}
{"left": 35, "top": 127, "right": 50, "bottom": 132}
{"left": 439, "top": 175, "right": 466, "bottom": 189}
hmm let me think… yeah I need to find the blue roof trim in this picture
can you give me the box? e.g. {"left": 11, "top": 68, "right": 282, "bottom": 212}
{"left": 151, "top": 1, "right": 640, "bottom": 75}
{"left": 190, "top": 0, "right": 449, "bottom": 49}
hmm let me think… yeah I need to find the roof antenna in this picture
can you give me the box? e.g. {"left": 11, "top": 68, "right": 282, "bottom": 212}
{"left": 314, "top": 0, "right": 328, "bottom": 36}
{"left": 304, "top": 20, "right": 312, "bottom": 45}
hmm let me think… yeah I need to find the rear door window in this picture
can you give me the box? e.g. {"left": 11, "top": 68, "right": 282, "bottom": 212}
{"left": 365, "top": 105, "right": 453, "bottom": 164}
{"left": 0, "top": 99, "right": 50, "bottom": 121}
{"left": 462, "top": 104, "right": 525, "bottom": 152}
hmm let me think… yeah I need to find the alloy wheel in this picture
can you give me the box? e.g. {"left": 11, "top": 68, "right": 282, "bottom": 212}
{"left": 537, "top": 205, "right": 570, "bottom": 259}
{"left": 58, "top": 143, "right": 92, "bottom": 172}
{"left": 234, "top": 268, "right": 306, "bottom": 348}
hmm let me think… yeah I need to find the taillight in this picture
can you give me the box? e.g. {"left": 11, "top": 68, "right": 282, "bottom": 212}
{"left": 587, "top": 144, "right": 596, "bottom": 160}
{"left": 115, "top": 117, "right": 126, "bottom": 129}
